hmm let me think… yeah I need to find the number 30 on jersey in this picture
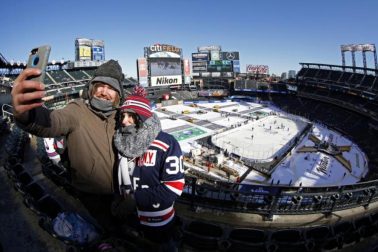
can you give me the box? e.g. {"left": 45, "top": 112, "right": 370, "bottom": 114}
{"left": 166, "top": 155, "right": 184, "bottom": 174}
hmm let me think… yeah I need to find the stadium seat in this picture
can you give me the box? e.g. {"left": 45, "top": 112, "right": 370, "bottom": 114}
{"left": 183, "top": 221, "right": 223, "bottom": 250}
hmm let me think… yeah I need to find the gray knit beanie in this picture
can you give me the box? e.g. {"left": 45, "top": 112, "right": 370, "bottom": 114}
{"left": 89, "top": 60, "right": 124, "bottom": 96}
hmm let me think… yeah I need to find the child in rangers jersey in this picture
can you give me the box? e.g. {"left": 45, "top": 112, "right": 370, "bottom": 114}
{"left": 113, "top": 86, "right": 185, "bottom": 249}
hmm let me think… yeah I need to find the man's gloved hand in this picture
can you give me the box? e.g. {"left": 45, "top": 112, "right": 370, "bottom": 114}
{"left": 111, "top": 193, "right": 136, "bottom": 220}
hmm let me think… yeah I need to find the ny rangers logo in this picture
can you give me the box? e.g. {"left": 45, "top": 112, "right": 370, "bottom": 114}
{"left": 137, "top": 150, "right": 157, "bottom": 166}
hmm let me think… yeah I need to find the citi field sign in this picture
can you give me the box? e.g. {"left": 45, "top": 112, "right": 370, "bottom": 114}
{"left": 145, "top": 44, "right": 182, "bottom": 58}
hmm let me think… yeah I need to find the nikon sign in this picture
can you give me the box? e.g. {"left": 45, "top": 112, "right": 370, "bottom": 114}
{"left": 151, "top": 75, "right": 182, "bottom": 86}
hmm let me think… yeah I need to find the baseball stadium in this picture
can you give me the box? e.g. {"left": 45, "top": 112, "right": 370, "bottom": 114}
{"left": 1, "top": 41, "right": 378, "bottom": 252}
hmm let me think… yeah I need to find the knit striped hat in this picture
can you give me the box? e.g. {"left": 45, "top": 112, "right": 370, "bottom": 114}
{"left": 120, "top": 86, "right": 152, "bottom": 122}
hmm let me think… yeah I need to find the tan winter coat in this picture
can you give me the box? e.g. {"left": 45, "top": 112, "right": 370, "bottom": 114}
{"left": 17, "top": 99, "right": 117, "bottom": 194}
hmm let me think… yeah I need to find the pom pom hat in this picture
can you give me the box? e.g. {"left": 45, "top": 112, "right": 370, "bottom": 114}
{"left": 120, "top": 86, "right": 152, "bottom": 122}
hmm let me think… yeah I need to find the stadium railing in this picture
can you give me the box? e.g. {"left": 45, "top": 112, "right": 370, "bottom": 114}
{"left": 178, "top": 176, "right": 378, "bottom": 217}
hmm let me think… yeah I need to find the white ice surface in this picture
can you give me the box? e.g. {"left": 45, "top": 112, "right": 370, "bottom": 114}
{"left": 156, "top": 101, "right": 369, "bottom": 187}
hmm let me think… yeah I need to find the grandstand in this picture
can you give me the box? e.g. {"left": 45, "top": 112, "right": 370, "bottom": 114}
{"left": 270, "top": 63, "right": 378, "bottom": 181}
{"left": 296, "top": 63, "right": 378, "bottom": 116}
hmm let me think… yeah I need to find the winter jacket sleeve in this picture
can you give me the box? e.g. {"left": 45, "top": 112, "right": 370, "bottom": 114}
{"left": 16, "top": 101, "right": 81, "bottom": 137}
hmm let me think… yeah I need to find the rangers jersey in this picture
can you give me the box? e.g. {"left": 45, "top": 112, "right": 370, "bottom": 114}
{"left": 118, "top": 131, "right": 185, "bottom": 227}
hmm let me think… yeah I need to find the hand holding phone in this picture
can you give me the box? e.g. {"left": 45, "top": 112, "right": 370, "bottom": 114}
{"left": 11, "top": 45, "right": 51, "bottom": 121}
{"left": 26, "top": 45, "right": 51, "bottom": 82}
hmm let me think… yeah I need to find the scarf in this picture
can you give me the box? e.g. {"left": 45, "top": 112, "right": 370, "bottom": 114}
{"left": 114, "top": 113, "right": 161, "bottom": 158}
{"left": 89, "top": 97, "right": 116, "bottom": 117}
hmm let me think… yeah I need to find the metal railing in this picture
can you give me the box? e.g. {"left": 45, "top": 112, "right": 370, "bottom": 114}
{"left": 178, "top": 176, "right": 378, "bottom": 219}
{"left": 2, "top": 104, "right": 13, "bottom": 121}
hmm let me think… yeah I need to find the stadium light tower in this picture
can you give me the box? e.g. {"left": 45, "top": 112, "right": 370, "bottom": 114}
{"left": 351, "top": 46, "right": 356, "bottom": 70}
{"left": 341, "top": 43, "right": 378, "bottom": 73}
{"left": 362, "top": 43, "right": 378, "bottom": 70}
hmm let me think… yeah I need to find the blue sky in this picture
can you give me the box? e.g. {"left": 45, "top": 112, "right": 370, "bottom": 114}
{"left": 2, "top": 0, "right": 378, "bottom": 77}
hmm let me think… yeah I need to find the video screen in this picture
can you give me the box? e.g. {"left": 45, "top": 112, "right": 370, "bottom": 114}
{"left": 205, "top": 60, "right": 232, "bottom": 72}
{"left": 150, "top": 58, "right": 182, "bottom": 76}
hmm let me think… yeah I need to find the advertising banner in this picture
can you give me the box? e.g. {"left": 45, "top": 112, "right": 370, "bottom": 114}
{"left": 75, "top": 38, "right": 106, "bottom": 61}
{"left": 198, "top": 89, "right": 229, "bottom": 97}
{"left": 79, "top": 46, "right": 92, "bottom": 60}
{"left": 184, "top": 76, "right": 191, "bottom": 84}
{"left": 151, "top": 75, "right": 182, "bottom": 86}
{"left": 73, "top": 61, "right": 102, "bottom": 68}
{"left": 210, "top": 50, "right": 220, "bottom": 60}
{"left": 92, "top": 39, "right": 104, "bottom": 47}
{"left": 92, "top": 46, "right": 104, "bottom": 61}
{"left": 221, "top": 52, "right": 240, "bottom": 61}
{"left": 209, "top": 60, "right": 232, "bottom": 65}
{"left": 183, "top": 59, "right": 190, "bottom": 76}
{"left": 222, "top": 72, "right": 233, "bottom": 77}
{"left": 197, "top": 45, "right": 221, "bottom": 52}
{"left": 192, "top": 61, "right": 207, "bottom": 67}
{"left": 207, "top": 60, "right": 232, "bottom": 72}
{"left": 137, "top": 57, "right": 148, "bottom": 86}
{"left": 183, "top": 59, "right": 191, "bottom": 85}
{"left": 92, "top": 39, "right": 105, "bottom": 61}
{"left": 246, "top": 65, "right": 269, "bottom": 74}
{"left": 148, "top": 52, "right": 181, "bottom": 58}
{"left": 192, "top": 53, "right": 209, "bottom": 62}
{"left": 75, "top": 38, "right": 92, "bottom": 61}
{"left": 233, "top": 60, "right": 240, "bottom": 73}
{"left": 139, "top": 78, "right": 148, "bottom": 87}
{"left": 137, "top": 58, "right": 148, "bottom": 78}
{"left": 145, "top": 44, "right": 182, "bottom": 58}
{"left": 193, "top": 66, "right": 207, "bottom": 72}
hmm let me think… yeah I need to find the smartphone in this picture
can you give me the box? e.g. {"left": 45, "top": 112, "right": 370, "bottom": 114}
{"left": 26, "top": 45, "right": 51, "bottom": 82}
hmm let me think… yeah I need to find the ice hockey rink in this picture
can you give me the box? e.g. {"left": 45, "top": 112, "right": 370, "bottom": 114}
{"left": 155, "top": 100, "right": 369, "bottom": 187}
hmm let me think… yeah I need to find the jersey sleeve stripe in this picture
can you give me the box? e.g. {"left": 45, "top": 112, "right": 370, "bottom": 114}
{"left": 150, "top": 140, "right": 169, "bottom": 151}
{"left": 164, "top": 180, "right": 185, "bottom": 195}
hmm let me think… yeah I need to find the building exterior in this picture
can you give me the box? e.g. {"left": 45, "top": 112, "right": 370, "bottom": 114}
{"left": 288, "top": 70, "right": 296, "bottom": 79}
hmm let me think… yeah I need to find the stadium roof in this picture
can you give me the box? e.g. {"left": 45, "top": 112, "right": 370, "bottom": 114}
{"left": 0, "top": 52, "right": 9, "bottom": 67}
